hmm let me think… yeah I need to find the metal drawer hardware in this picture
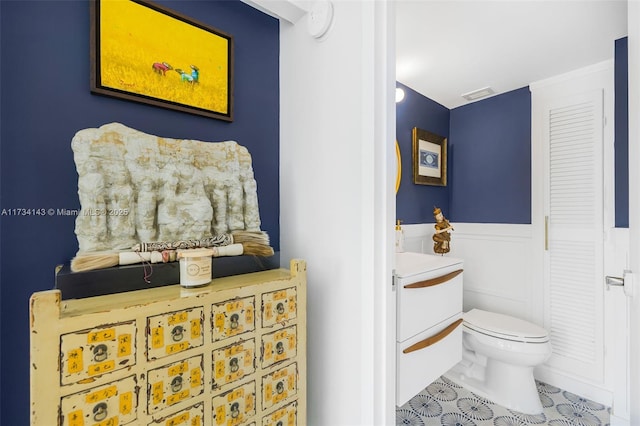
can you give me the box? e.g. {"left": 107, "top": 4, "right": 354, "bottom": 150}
{"left": 230, "top": 357, "right": 239, "bottom": 373}
{"left": 92, "top": 402, "right": 108, "bottom": 422}
{"left": 230, "top": 402, "right": 240, "bottom": 418}
{"left": 171, "top": 376, "right": 183, "bottom": 392}
{"left": 230, "top": 314, "right": 240, "bottom": 330}
{"left": 403, "top": 269, "right": 463, "bottom": 289}
{"left": 93, "top": 344, "right": 108, "bottom": 362}
{"left": 171, "top": 325, "right": 184, "bottom": 342}
{"left": 402, "top": 319, "right": 463, "bottom": 354}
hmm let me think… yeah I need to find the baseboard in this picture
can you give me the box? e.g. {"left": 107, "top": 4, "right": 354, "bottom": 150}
{"left": 535, "top": 364, "right": 613, "bottom": 407}
{"left": 610, "top": 414, "right": 630, "bottom": 426}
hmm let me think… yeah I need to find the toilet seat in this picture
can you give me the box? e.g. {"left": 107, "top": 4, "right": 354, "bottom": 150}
{"left": 463, "top": 309, "right": 549, "bottom": 343}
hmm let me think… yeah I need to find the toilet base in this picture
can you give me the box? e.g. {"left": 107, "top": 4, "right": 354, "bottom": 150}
{"left": 445, "top": 359, "right": 544, "bottom": 415}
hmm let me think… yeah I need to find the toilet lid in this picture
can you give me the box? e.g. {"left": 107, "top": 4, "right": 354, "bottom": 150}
{"left": 463, "top": 309, "right": 549, "bottom": 343}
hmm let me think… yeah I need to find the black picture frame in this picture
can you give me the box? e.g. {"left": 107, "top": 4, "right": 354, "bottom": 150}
{"left": 90, "top": 0, "right": 234, "bottom": 121}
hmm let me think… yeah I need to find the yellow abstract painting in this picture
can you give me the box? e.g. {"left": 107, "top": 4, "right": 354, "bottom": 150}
{"left": 92, "top": 0, "right": 232, "bottom": 121}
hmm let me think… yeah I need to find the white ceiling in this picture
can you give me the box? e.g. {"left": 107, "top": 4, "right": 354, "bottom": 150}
{"left": 396, "top": 0, "right": 628, "bottom": 109}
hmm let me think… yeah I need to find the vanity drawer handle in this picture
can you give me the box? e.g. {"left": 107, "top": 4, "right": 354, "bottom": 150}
{"left": 402, "top": 318, "right": 463, "bottom": 354}
{"left": 403, "top": 269, "right": 463, "bottom": 289}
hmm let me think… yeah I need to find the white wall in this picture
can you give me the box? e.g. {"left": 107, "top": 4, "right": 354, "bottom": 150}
{"left": 245, "top": 1, "right": 640, "bottom": 422}
{"left": 402, "top": 223, "right": 537, "bottom": 322}
{"left": 404, "top": 220, "right": 630, "bottom": 408}
{"left": 278, "top": 2, "right": 395, "bottom": 424}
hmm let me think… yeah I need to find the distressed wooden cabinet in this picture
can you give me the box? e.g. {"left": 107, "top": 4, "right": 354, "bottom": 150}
{"left": 30, "top": 259, "right": 307, "bottom": 426}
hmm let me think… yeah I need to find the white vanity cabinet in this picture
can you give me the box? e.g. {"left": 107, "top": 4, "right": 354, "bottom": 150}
{"left": 395, "top": 252, "right": 463, "bottom": 406}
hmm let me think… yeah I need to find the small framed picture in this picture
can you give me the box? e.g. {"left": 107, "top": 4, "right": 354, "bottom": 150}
{"left": 412, "top": 127, "right": 447, "bottom": 186}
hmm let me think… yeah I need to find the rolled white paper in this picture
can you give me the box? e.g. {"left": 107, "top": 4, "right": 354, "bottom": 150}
{"left": 118, "top": 251, "right": 164, "bottom": 265}
{"left": 212, "top": 243, "right": 243, "bottom": 257}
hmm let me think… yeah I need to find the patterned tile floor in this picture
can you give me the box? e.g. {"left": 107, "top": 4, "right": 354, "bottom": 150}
{"left": 396, "top": 376, "right": 611, "bottom": 425}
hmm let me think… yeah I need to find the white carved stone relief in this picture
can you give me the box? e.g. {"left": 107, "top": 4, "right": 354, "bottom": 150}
{"left": 72, "top": 123, "right": 262, "bottom": 253}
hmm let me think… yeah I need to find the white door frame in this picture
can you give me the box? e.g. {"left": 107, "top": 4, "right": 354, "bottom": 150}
{"left": 627, "top": 0, "right": 640, "bottom": 421}
{"left": 242, "top": 1, "right": 396, "bottom": 424}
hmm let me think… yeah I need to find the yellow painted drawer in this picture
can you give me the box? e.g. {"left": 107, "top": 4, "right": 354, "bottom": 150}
{"left": 146, "top": 307, "right": 204, "bottom": 361}
{"left": 261, "top": 401, "right": 297, "bottom": 426}
{"left": 31, "top": 260, "right": 307, "bottom": 426}
{"left": 212, "top": 297, "right": 256, "bottom": 342}
{"left": 147, "top": 354, "right": 204, "bottom": 414}
{"left": 261, "top": 326, "right": 297, "bottom": 369}
{"left": 213, "top": 339, "right": 256, "bottom": 391}
{"left": 212, "top": 381, "right": 256, "bottom": 426}
{"left": 261, "top": 287, "right": 297, "bottom": 327}
{"left": 60, "top": 375, "right": 137, "bottom": 426}
{"left": 60, "top": 321, "right": 136, "bottom": 385}
{"left": 147, "top": 402, "right": 204, "bottom": 426}
{"left": 261, "top": 363, "right": 297, "bottom": 411}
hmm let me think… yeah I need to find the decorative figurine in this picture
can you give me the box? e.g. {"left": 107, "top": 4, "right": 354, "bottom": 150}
{"left": 433, "top": 206, "right": 454, "bottom": 254}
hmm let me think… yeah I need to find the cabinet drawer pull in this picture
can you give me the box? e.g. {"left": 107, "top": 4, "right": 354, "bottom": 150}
{"left": 402, "top": 318, "right": 463, "bottom": 354}
{"left": 403, "top": 269, "right": 463, "bottom": 289}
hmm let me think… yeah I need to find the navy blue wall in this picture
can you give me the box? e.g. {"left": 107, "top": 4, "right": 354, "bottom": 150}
{"left": 397, "top": 38, "right": 629, "bottom": 228}
{"left": 0, "top": 1, "right": 279, "bottom": 423}
{"left": 615, "top": 37, "right": 629, "bottom": 228}
{"left": 395, "top": 84, "right": 531, "bottom": 225}
{"left": 449, "top": 87, "right": 532, "bottom": 223}
{"left": 395, "top": 82, "right": 450, "bottom": 224}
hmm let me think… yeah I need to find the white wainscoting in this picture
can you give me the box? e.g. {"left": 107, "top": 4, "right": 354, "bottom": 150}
{"left": 401, "top": 222, "right": 629, "bottom": 409}
{"left": 401, "top": 222, "right": 538, "bottom": 325}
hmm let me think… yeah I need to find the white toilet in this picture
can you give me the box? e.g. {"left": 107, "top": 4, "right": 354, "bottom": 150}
{"left": 445, "top": 308, "right": 552, "bottom": 415}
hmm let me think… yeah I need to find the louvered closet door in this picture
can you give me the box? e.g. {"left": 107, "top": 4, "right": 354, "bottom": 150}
{"left": 544, "top": 89, "right": 604, "bottom": 382}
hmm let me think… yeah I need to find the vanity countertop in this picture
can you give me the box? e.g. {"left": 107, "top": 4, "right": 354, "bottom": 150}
{"left": 396, "top": 251, "right": 463, "bottom": 279}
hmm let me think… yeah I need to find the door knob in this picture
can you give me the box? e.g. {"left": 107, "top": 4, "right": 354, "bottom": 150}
{"left": 605, "top": 276, "right": 624, "bottom": 288}
{"left": 605, "top": 270, "right": 634, "bottom": 297}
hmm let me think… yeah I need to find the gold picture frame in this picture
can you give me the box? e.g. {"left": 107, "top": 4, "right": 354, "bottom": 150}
{"left": 412, "top": 127, "right": 447, "bottom": 186}
{"left": 395, "top": 140, "right": 402, "bottom": 193}
{"left": 90, "top": 0, "right": 233, "bottom": 121}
